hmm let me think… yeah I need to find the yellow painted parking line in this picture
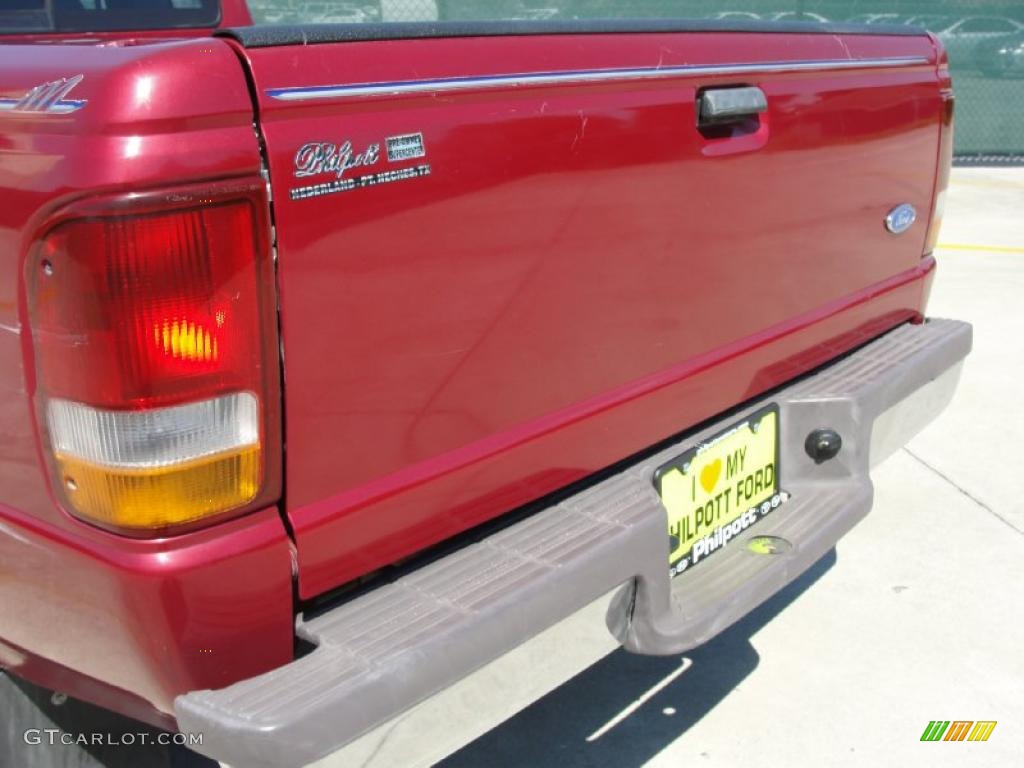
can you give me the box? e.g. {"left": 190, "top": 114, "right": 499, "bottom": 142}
{"left": 938, "top": 243, "right": 1024, "bottom": 254}
{"left": 949, "top": 179, "right": 1024, "bottom": 189}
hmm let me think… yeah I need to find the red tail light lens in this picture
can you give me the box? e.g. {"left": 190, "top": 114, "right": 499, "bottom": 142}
{"left": 35, "top": 199, "right": 264, "bottom": 406}
{"left": 924, "top": 35, "right": 955, "bottom": 258}
{"left": 924, "top": 91, "right": 954, "bottom": 256}
{"left": 28, "top": 179, "right": 281, "bottom": 535}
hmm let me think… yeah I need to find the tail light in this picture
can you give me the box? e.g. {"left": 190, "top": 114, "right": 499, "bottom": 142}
{"left": 28, "top": 179, "right": 281, "bottom": 536}
{"left": 924, "top": 53, "right": 955, "bottom": 255}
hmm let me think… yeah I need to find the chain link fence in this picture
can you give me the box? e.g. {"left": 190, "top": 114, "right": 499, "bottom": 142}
{"left": 248, "top": 0, "right": 1024, "bottom": 162}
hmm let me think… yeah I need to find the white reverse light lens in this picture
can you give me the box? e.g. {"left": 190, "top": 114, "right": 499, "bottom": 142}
{"left": 47, "top": 392, "right": 258, "bottom": 468}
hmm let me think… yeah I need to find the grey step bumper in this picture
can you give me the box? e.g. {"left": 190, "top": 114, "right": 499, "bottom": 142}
{"left": 176, "top": 319, "right": 971, "bottom": 768}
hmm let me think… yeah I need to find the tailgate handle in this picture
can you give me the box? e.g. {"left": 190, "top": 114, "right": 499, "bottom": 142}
{"left": 698, "top": 87, "right": 768, "bottom": 126}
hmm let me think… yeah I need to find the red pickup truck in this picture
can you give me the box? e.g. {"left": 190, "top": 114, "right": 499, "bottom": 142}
{"left": 0, "top": 3, "right": 971, "bottom": 766}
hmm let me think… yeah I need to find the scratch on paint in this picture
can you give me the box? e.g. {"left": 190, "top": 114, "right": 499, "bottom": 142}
{"left": 571, "top": 110, "right": 589, "bottom": 152}
{"left": 0, "top": 323, "right": 19, "bottom": 335}
{"left": 656, "top": 46, "right": 675, "bottom": 70}
{"left": 833, "top": 34, "right": 853, "bottom": 60}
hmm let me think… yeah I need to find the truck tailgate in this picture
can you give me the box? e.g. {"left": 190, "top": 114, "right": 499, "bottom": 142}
{"left": 229, "top": 26, "right": 943, "bottom": 597}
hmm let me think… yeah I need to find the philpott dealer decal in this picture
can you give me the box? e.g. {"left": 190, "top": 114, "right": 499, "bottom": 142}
{"left": 289, "top": 133, "right": 431, "bottom": 201}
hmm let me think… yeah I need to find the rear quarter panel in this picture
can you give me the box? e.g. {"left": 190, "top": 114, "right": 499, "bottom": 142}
{"left": 0, "top": 38, "right": 292, "bottom": 724}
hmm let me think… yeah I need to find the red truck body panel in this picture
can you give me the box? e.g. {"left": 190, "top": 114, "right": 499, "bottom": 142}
{"left": 0, "top": 38, "right": 293, "bottom": 725}
{"left": 0, "top": 505, "right": 292, "bottom": 729}
{"left": 238, "top": 31, "right": 943, "bottom": 597}
{"left": 0, "top": 24, "right": 948, "bottom": 727}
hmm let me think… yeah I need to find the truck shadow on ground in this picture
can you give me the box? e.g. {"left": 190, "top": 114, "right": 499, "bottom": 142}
{"left": 440, "top": 549, "right": 838, "bottom": 768}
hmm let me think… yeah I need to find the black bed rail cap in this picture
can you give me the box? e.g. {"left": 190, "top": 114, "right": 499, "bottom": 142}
{"left": 216, "top": 19, "right": 928, "bottom": 49}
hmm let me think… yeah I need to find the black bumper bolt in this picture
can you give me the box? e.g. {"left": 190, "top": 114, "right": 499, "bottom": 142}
{"left": 805, "top": 428, "right": 843, "bottom": 464}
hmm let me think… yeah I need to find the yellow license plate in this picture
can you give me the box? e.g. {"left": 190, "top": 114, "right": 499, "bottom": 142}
{"left": 654, "top": 405, "right": 784, "bottom": 576}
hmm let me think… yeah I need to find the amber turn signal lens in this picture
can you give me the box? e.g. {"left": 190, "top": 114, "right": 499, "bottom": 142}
{"left": 55, "top": 447, "right": 260, "bottom": 531}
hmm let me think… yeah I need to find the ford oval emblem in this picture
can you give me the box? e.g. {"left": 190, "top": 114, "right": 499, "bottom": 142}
{"left": 885, "top": 204, "right": 917, "bottom": 235}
